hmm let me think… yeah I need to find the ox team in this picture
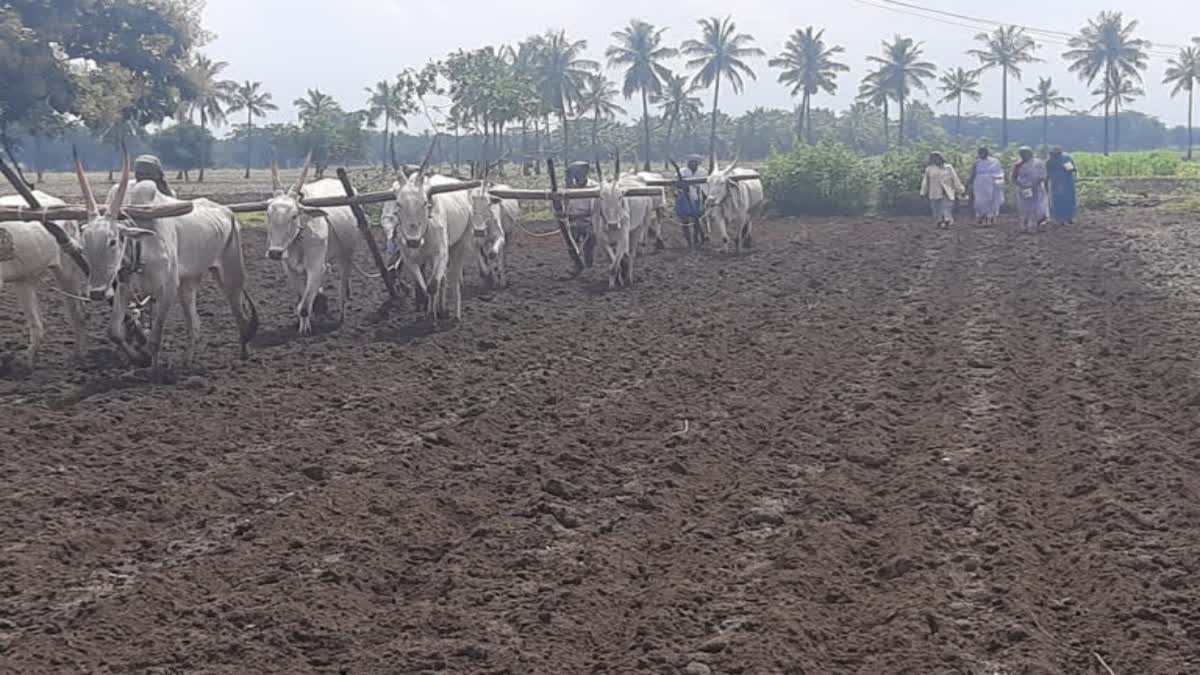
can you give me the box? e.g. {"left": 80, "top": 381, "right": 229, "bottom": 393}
{"left": 1, "top": 152, "right": 763, "bottom": 369}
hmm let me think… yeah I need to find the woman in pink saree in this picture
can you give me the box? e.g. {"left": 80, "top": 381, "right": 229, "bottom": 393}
{"left": 968, "top": 147, "right": 1004, "bottom": 225}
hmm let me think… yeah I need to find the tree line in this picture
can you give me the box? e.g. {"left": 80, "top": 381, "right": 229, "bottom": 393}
{"left": 2, "top": 4, "right": 1199, "bottom": 183}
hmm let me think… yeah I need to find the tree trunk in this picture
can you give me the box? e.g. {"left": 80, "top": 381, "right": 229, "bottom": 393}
{"left": 560, "top": 97, "right": 570, "bottom": 166}
{"left": 663, "top": 113, "right": 676, "bottom": 169}
{"left": 1103, "top": 86, "right": 1111, "bottom": 156}
{"left": 1114, "top": 105, "right": 1121, "bottom": 152}
{"left": 1185, "top": 88, "right": 1195, "bottom": 159}
{"left": 520, "top": 120, "right": 528, "bottom": 173}
{"left": 593, "top": 111, "right": 600, "bottom": 154}
{"left": 1042, "top": 108, "right": 1048, "bottom": 153}
{"left": 1001, "top": 67, "right": 1008, "bottom": 149}
{"left": 898, "top": 95, "right": 906, "bottom": 147}
{"left": 796, "top": 98, "right": 806, "bottom": 143}
{"left": 199, "top": 111, "right": 208, "bottom": 183}
{"left": 641, "top": 89, "right": 652, "bottom": 171}
{"left": 956, "top": 96, "right": 962, "bottom": 138}
{"left": 381, "top": 112, "right": 390, "bottom": 169}
{"left": 806, "top": 97, "right": 815, "bottom": 144}
{"left": 708, "top": 76, "right": 722, "bottom": 173}
{"left": 245, "top": 108, "right": 254, "bottom": 179}
{"left": 883, "top": 99, "right": 890, "bottom": 151}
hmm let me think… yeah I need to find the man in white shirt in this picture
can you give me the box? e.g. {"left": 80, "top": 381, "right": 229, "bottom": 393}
{"left": 676, "top": 155, "right": 706, "bottom": 247}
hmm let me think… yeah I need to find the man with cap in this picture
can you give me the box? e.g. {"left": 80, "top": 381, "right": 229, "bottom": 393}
{"left": 104, "top": 154, "right": 176, "bottom": 208}
{"left": 676, "top": 154, "right": 707, "bottom": 246}
{"left": 564, "top": 161, "right": 596, "bottom": 267}
{"left": 133, "top": 155, "right": 175, "bottom": 197}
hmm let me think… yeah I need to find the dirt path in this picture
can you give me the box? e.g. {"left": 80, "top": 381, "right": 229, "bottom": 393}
{"left": 2, "top": 213, "right": 1199, "bottom": 673}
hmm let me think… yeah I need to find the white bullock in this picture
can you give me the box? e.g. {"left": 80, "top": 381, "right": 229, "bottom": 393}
{"left": 76, "top": 158, "right": 258, "bottom": 368}
{"left": 467, "top": 185, "right": 519, "bottom": 289}
{"left": 386, "top": 170, "right": 477, "bottom": 320}
{"left": 265, "top": 158, "right": 361, "bottom": 335}
{"left": 633, "top": 171, "right": 668, "bottom": 251}
{"left": 0, "top": 191, "right": 87, "bottom": 366}
{"left": 591, "top": 176, "right": 655, "bottom": 289}
{"left": 704, "top": 163, "right": 765, "bottom": 253}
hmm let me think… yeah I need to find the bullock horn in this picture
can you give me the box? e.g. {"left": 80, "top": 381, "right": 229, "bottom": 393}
{"left": 108, "top": 152, "right": 131, "bottom": 217}
{"left": 723, "top": 153, "right": 740, "bottom": 175}
{"left": 291, "top": 151, "right": 312, "bottom": 195}
{"left": 3, "top": 146, "right": 34, "bottom": 191}
{"left": 73, "top": 146, "right": 99, "bottom": 217}
{"left": 426, "top": 179, "right": 482, "bottom": 197}
{"left": 270, "top": 159, "right": 283, "bottom": 193}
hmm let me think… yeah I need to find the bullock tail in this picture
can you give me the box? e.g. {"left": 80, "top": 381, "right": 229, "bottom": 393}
{"left": 240, "top": 289, "right": 260, "bottom": 346}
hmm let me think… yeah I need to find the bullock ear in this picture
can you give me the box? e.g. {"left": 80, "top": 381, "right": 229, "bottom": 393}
{"left": 301, "top": 207, "right": 328, "bottom": 218}
{"left": 118, "top": 223, "right": 156, "bottom": 239}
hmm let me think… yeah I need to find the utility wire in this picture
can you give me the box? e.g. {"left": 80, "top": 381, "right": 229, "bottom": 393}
{"left": 878, "top": 0, "right": 1189, "bottom": 52}
{"left": 853, "top": 0, "right": 1187, "bottom": 58}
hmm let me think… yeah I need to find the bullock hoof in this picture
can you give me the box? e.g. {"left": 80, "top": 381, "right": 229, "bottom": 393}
{"left": 129, "top": 348, "right": 153, "bottom": 369}
{"left": 312, "top": 293, "right": 330, "bottom": 317}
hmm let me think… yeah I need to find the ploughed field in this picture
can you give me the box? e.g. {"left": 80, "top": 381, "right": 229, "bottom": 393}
{"left": 3, "top": 208, "right": 1200, "bottom": 674}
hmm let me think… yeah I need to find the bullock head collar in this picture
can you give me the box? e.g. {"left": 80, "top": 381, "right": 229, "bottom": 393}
{"left": 266, "top": 153, "right": 327, "bottom": 260}
{"left": 74, "top": 154, "right": 155, "bottom": 301}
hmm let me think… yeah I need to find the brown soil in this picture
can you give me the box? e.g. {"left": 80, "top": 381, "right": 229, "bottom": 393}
{"left": 3, "top": 211, "right": 1200, "bottom": 674}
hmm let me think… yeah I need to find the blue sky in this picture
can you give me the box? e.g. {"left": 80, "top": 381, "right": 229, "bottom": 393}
{"left": 202, "top": 0, "right": 1199, "bottom": 130}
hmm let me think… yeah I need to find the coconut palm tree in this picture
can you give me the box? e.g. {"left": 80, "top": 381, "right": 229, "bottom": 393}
{"left": 577, "top": 74, "right": 626, "bottom": 153}
{"left": 857, "top": 68, "right": 892, "bottom": 150}
{"left": 968, "top": 26, "right": 1039, "bottom": 148}
{"left": 867, "top": 36, "right": 936, "bottom": 147}
{"left": 186, "top": 55, "right": 234, "bottom": 182}
{"left": 1164, "top": 46, "right": 1200, "bottom": 160}
{"left": 365, "top": 78, "right": 411, "bottom": 169}
{"left": 681, "top": 16, "right": 764, "bottom": 171}
{"left": 1022, "top": 77, "right": 1072, "bottom": 152}
{"left": 1063, "top": 11, "right": 1150, "bottom": 155}
{"left": 225, "top": 81, "right": 277, "bottom": 179}
{"left": 607, "top": 20, "right": 677, "bottom": 170}
{"left": 1091, "top": 69, "right": 1143, "bottom": 152}
{"left": 295, "top": 88, "right": 338, "bottom": 123}
{"left": 769, "top": 26, "right": 848, "bottom": 144}
{"left": 536, "top": 30, "right": 599, "bottom": 164}
{"left": 937, "top": 67, "right": 981, "bottom": 138}
{"left": 652, "top": 74, "right": 703, "bottom": 167}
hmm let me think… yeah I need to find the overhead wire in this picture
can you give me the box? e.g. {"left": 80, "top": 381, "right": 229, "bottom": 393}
{"left": 852, "top": 0, "right": 1188, "bottom": 59}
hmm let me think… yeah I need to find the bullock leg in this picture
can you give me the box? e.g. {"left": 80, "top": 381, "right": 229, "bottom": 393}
{"left": 446, "top": 240, "right": 470, "bottom": 322}
{"left": 212, "top": 266, "right": 255, "bottom": 359}
{"left": 51, "top": 266, "right": 88, "bottom": 363}
{"left": 12, "top": 282, "right": 44, "bottom": 368}
{"left": 741, "top": 219, "right": 754, "bottom": 250}
{"left": 297, "top": 263, "right": 324, "bottom": 336}
{"left": 428, "top": 252, "right": 451, "bottom": 321}
{"left": 405, "top": 261, "right": 430, "bottom": 319}
{"left": 147, "top": 282, "right": 177, "bottom": 369}
{"left": 177, "top": 280, "right": 202, "bottom": 369}
{"left": 336, "top": 258, "right": 352, "bottom": 326}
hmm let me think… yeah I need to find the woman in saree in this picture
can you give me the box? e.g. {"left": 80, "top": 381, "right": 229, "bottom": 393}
{"left": 1046, "top": 147, "right": 1078, "bottom": 225}
{"left": 1011, "top": 147, "right": 1048, "bottom": 233}
{"left": 967, "top": 147, "right": 1005, "bottom": 225}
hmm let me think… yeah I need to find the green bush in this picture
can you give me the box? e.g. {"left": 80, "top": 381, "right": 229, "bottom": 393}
{"left": 1072, "top": 151, "right": 1183, "bottom": 177}
{"left": 764, "top": 143, "right": 873, "bottom": 216}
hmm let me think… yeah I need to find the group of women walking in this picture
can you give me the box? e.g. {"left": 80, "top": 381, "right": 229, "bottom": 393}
{"left": 920, "top": 146, "right": 1078, "bottom": 232}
